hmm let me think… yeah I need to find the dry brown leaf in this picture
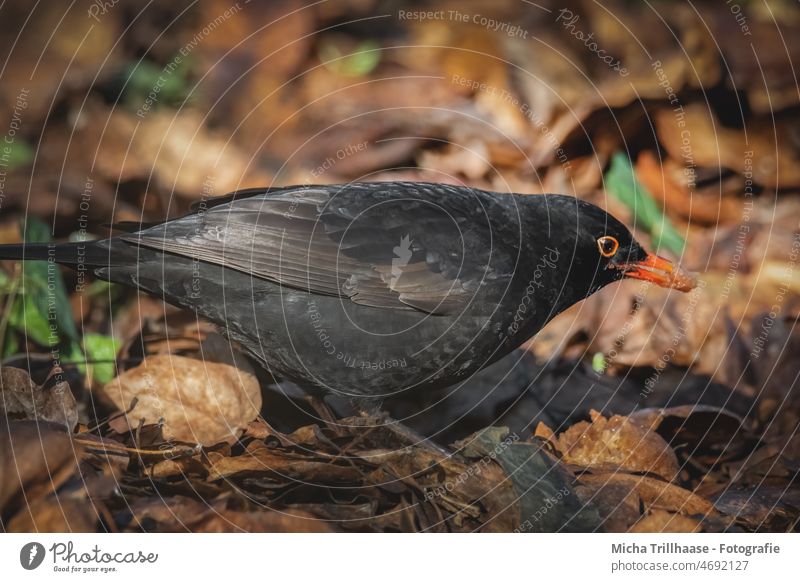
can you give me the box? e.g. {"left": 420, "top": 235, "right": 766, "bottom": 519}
{"left": 555, "top": 411, "right": 680, "bottom": 481}
{"left": 725, "top": 432, "right": 800, "bottom": 485}
{"left": 534, "top": 421, "right": 556, "bottom": 442}
{"left": 193, "top": 506, "right": 333, "bottom": 533}
{"left": 0, "top": 2, "right": 119, "bottom": 124}
{"left": 207, "top": 439, "right": 362, "bottom": 483}
{"left": 0, "top": 418, "right": 78, "bottom": 514}
{"left": 713, "top": 486, "right": 800, "bottom": 531}
{"left": 630, "top": 509, "right": 701, "bottom": 533}
{"left": 195, "top": 0, "right": 315, "bottom": 149}
{"left": 0, "top": 366, "right": 77, "bottom": 431}
{"left": 580, "top": 472, "right": 716, "bottom": 517}
{"left": 69, "top": 105, "right": 271, "bottom": 200}
{"left": 6, "top": 497, "right": 97, "bottom": 533}
{"left": 578, "top": 278, "right": 729, "bottom": 376}
{"left": 126, "top": 497, "right": 332, "bottom": 532}
{"left": 509, "top": 0, "right": 720, "bottom": 167}
{"left": 417, "top": 140, "right": 490, "bottom": 181}
{"left": 102, "top": 354, "right": 261, "bottom": 446}
{"left": 705, "top": 8, "right": 800, "bottom": 113}
{"left": 575, "top": 478, "right": 642, "bottom": 532}
{"left": 656, "top": 104, "right": 800, "bottom": 189}
{"left": 374, "top": 445, "right": 519, "bottom": 533}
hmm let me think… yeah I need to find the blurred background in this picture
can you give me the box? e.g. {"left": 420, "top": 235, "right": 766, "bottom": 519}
{"left": 1, "top": 0, "right": 800, "bottom": 532}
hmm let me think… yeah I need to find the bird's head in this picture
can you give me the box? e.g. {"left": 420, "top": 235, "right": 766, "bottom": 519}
{"left": 532, "top": 195, "right": 697, "bottom": 298}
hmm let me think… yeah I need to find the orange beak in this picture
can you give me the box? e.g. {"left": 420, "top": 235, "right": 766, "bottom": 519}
{"left": 621, "top": 253, "right": 697, "bottom": 292}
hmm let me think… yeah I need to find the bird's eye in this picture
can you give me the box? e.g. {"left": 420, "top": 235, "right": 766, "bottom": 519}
{"left": 597, "top": 236, "right": 619, "bottom": 258}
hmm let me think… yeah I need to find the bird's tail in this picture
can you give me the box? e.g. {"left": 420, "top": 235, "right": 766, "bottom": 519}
{"left": 0, "top": 239, "right": 121, "bottom": 269}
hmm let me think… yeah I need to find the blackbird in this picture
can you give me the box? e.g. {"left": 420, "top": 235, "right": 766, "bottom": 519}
{"left": 0, "top": 182, "right": 695, "bottom": 410}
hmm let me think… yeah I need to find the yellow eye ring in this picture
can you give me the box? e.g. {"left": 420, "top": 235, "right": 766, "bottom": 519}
{"left": 597, "top": 236, "right": 619, "bottom": 258}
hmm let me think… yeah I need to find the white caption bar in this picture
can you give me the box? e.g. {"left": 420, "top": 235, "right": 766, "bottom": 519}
{"left": 0, "top": 533, "right": 795, "bottom": 580}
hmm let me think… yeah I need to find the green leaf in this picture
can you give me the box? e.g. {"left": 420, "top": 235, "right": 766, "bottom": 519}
{"left": 9, "top": 293, "right": 56, "bottom": 346}
{"left": 605, "top": 152, "right": 685, "bottom": 256}
{"left": 319, "top": 40, "right": 381, "bottom": 77}
{"left": 82, "top": 333, "right": 120, "bottom": 384}
{"left": 591, "top": 352, "right": 606, "bottom": 374}
{"left": 2, "top": 219, "right": 89, "bottom": 369}
{"left": 3, "top": 138, "right": 34, "bottom": 170}
{"left": 0, "top": 268, "right": 11, "bottom": 292}
{"left": 122, "top": 56, "right": 193, "bottom": 110}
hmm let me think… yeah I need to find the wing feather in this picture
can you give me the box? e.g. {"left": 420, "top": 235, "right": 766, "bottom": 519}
{"left": 124, "top": 183, "right": 513, "bottom": 315}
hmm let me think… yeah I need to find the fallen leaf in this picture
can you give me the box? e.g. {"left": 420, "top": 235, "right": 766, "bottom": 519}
{"left": 705, "top": 8, "right": 800, "bottom": 113}
{"left": 555, "top": 411, "right": 681, "bottom": 482}
{"left": 0, "top": 2, "right": 119, "bottom": 124}
{"left": 630, "top": 509, "right": 701, "bottom": 533}
{"left": 207, "top": 439, "right": 362, "bottom": 483}
{"left": 102, "top": 354, "right": 261, "bottom": 446}
{"left": 0, "top": 366, "right": 77, "bottom": 431}
{"left": 713, "top": 486, "right": 800, "bottom": 532}
{"left": 0, "top": 418, "right": 78, "bottom": 516}
{"left": 574, "top": 476, "right": 642, "bottom": 532}
{"left": 6, "top": 497, "right": 97, "bottom": 532}
{"left": 630, "top": 405, "right": 746, "bottom": 457}
{"left": 417, "top": 140, "right": 490, "bottom": 181}
{"left": 580, "top": 472, "right": 716, "bottom": 517}
{"left": 124, "top": 497, "right": 332, "bottom": 532}
{"left": 655, "top": 104, "right": 800, "bottom": 189}
{"left": 71, "top": 105, "right": 271, "bottom": 200}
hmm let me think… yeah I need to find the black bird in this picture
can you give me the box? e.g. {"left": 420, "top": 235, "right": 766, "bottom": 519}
{"left": 0, "top": 182, "right": 695, "bottom": 410}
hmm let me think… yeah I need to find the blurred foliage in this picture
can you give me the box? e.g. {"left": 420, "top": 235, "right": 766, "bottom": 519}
{"left": 82, "top": 333, "right": 120, "bottom": 384}
{"left": 120, "top": 57, "right": 194, "bottom": 111}
{"left": 319, "top": 39, "right": 382, "bottom": 77}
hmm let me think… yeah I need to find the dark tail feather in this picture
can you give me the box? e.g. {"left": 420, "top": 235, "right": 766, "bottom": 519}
{"left": 0, "top": 240, "right": 118, "bottom": 268}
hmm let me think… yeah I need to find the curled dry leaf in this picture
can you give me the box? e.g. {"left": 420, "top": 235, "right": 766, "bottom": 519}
{"left": 555, "top": 410, "right": 680, "bottom": 482}
{"left": 0, "top": 366, "right": 78, "bottom": 431}
{"left": 102, "top": 354, "right": 261, "bottom": 446}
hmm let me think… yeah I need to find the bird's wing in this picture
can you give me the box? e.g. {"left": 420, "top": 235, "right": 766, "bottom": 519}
{"left": 123, "top": 183, "right": 515, "bottom": 315}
